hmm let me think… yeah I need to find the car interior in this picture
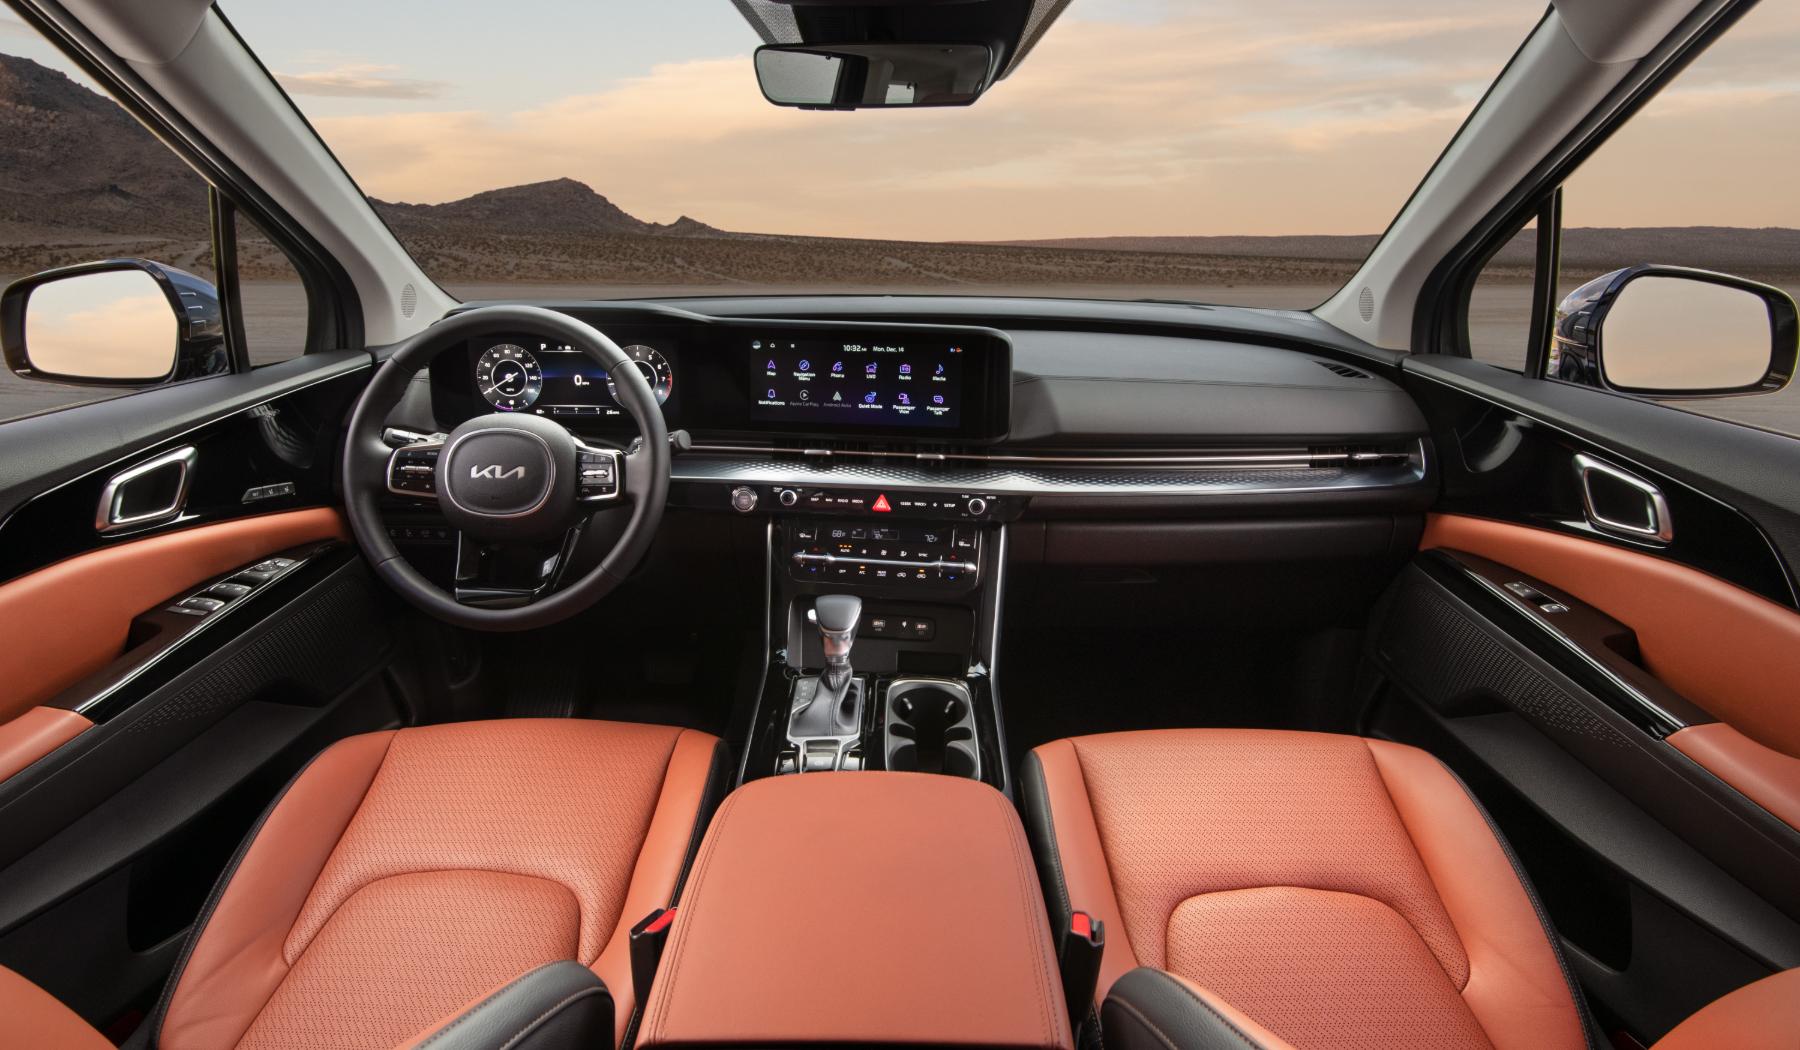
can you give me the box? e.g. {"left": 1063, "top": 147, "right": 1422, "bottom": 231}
{"left": 2, "top": 0, "right": 1799, "bottom": 1048}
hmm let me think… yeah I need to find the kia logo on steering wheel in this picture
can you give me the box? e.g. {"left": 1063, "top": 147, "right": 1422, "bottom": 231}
{"left": 470, "top": 464, "right": 528, "bottom": 480}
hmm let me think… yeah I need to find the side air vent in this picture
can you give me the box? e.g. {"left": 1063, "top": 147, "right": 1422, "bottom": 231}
{"left": 1318, "top": 361, "right": 1372, "bottom": 380}
{"left": 1358, "top": 286, "right": 1375, "bottom": 322}
{"left": 399, "top": 282, "right": 417, "bottom": 319}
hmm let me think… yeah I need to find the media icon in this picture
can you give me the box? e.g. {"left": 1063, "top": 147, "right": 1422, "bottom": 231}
{"left": 934, "top": 363, "right": 946, "bottom": 376}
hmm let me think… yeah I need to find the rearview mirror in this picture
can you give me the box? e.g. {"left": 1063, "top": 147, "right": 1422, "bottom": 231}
{"left": 1550, "top": 265, "right": 1797, "bottom": 397}
{"left": 755, "top": 44, "right": 993, "bottom": 110}
{"left": 1, "top": 259, "right": 227, "bottom": 386}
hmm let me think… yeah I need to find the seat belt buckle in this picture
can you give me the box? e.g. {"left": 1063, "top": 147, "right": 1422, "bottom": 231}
{"left": 1058, "top": 910, "right": 1105, "bottom": 1032}
{"left": 630, "top": 906, "right": 677, "bottom": 1006}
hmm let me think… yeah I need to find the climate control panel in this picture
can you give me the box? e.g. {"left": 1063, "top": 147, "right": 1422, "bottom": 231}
{"left": 786, "top": 520, "right": 979, "bottom": 591}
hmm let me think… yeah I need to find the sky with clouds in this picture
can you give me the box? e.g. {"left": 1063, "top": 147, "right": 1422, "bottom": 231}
{"left": 6, "top": 1, "right": 1800, "bottom": 240}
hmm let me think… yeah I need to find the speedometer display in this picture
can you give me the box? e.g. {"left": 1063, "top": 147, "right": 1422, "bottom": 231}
{"left": 608, "top": 344, "right": 675, "bottom": 406}
{"left": 475, "top": 343, "right": 542, "bottom": 411}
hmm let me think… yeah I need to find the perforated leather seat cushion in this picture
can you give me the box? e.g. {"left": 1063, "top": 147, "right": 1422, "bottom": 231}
{"left": 156, "top": 719, "right": 720, "bottom": 1050}
{"left": 1026, "top": 729, "right": 1587, "bottom": 1050}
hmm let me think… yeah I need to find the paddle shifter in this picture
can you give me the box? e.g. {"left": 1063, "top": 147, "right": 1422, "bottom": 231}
{"left": 784, "top": 594, "right": 866, "bottom": 771}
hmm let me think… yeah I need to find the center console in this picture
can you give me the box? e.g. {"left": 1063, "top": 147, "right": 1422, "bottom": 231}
{"left": 636, "top": 772, "right": 1072, "bottom": 1050}
{"left": 740, "top": 487, "right": 1012, "bottom": 790}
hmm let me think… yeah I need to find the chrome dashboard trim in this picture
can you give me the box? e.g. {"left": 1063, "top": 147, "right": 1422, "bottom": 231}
{"left": 673, "top": 440, "right": 1427, "bottom": 497}
{"left": 687, "top": 444, "right": 1413, "bottom": 468}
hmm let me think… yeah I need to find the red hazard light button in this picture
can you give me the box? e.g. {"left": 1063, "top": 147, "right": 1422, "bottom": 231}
{"left": 872, "top": 494, "right": 893, "bottom": 513}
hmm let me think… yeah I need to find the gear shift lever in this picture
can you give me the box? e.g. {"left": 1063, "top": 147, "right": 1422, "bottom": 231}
{"left": 814, "top": 594, "right": 862, "bottom": 692}
{"left": 788, "top": 595, "right": 865, "bottom": 743}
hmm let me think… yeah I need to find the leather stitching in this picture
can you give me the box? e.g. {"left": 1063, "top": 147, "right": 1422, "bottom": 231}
{"left": 1108, "top": 997, "right": 1183, "bottom": 1050}
{"left": 1127, "top": 972, "right": 1267, "bottom": 1050}
{"left": 1439, "top": 762, "right": 1599, "bottom": 1050}
{"left": 280, "top": 731, "right": 401, "bottom": 965}
{"left": 993, "top": 785, "right": 1059, "bottom": 1048}
{"left": 150, "top": 731, "right": 394, "bottom": 1049}
{"left": 412, "top": 964, "right": 555, "bottom": 1046}
{"left": 647, "top": 787, "right": 741, "bottom": 1045}
{"left": 1361, "top": 738, "right": 1474, "bottom": 991}
{"left": 496, "top": 987, "right": 608, "bottom": 1050}
{"left": 1068, "top": 737, "right": 1140, "bottom": 968}
{"left": 620, "top": 735, "right": 727, "bottom": 1050}
{"left": 1026, "top": 751, "right": 1075, "bottom": 921}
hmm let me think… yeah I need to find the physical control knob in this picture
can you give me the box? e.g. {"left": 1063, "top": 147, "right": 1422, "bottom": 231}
{"left": 778, "top": 488, "right": 800, "bottom": 508}
{"left": 730, "top": 486, "right": 758, "bottom": 513}
{"left": 966, "top": 496, "right": 989, "bottom": 517}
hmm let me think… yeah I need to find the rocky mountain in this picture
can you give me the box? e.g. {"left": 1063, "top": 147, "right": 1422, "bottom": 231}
{"left": 0, "top": 53, "right": 724, "bottom": 257}
{"left": 0, "top": 52, "right": 208, "bottom": 240}
{"left": 373, "top": 178, "right": 725, "bottom": 240}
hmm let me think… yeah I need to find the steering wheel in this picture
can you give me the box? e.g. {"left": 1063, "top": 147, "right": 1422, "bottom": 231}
{"left": 341, "top": 305, "right": 670, "bottom": 631}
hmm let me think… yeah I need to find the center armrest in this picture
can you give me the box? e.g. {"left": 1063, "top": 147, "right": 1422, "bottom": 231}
{"left": 638, "top": 771, "right": 1073, "bottom": 1050}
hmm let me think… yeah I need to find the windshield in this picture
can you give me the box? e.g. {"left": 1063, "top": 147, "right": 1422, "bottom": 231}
{"left": 220, "top": 0, "right": 1537, "bottom": 306}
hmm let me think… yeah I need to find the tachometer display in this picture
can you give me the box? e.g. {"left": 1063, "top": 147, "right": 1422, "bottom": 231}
{"left": 608, "top": 344, "right": 675, "bottom": 405}
{"left": 475, "top": 343, "right": 543, "bottom": 411}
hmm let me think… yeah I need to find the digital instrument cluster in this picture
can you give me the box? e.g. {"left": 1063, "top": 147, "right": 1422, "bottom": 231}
{"left": 448, "top": 319, "right": 1008, "bottom": 441}
{"left": 474, "top": 339, "right": 674, "bottom": 419}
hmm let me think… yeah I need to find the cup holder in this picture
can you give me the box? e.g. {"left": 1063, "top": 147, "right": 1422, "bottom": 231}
{"left": 885, "top": 679, "right": 980, "bottom": 780}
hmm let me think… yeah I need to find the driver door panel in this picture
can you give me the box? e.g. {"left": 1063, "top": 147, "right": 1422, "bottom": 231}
{"left": 0, "top": 356, "right": 413, "bottom": 1028}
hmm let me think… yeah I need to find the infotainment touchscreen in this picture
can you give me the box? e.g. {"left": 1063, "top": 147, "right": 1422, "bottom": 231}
{"left": 748, "top": 336, "right": 965, "bottom": 429}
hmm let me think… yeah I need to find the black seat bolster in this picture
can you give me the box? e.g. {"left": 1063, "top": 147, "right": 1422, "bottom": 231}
{"left": 1102, "top": 967, "right": 1284, "bottom": 1050}
{"left": 408, "top": 961, "right": 614, "bottom": 1050}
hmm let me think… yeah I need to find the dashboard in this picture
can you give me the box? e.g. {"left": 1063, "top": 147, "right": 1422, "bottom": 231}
{"left": 412, "top": 298, "right": 1435, "bottom": 524}
{"left": 433, "top": 318, "right": 1011, "bottom": 443}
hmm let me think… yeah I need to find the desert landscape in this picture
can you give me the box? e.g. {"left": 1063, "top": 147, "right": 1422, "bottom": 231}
{"left": 4, "top": 50, "right": 1798, "bottom": 436}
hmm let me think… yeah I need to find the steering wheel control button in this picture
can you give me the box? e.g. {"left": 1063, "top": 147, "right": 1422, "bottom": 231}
{"left": 731, "top": 486, "right": 759, "bottom": 513}
{"left": 578, "top": 448, "right": 622, "bottom": 502}
{"left": 387, "top": 444, "right": 443, "bottom": 498}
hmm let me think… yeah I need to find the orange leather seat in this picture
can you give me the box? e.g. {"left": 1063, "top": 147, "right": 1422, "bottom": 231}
{"left": 140, "top": 718, "right": 724, "bottom": 1050}
{"left": 1021, "top": 729, "right": 1591, "bottom": 1049}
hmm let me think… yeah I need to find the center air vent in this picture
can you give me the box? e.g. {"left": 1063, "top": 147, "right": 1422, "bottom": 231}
{"left": 1317, "top": 361, "right": 1372, "bottom": 380}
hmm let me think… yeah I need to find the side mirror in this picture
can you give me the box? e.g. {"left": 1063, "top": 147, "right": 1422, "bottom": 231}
{"left": 1550, "top": 265, "right": 1798, "bottom": 397}
{"left": 1, "top": 259, "right": 227, "bottom": 387}
{"left": 755, "top": 43, "right": 993, "bottom": 110}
